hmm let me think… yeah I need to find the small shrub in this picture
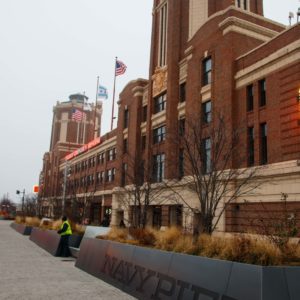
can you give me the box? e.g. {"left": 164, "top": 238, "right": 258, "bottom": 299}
{"left": 155, "top": 227, "right": 182, "bottom": 251}
{"left": 25, "top": 217, "right": 41, "bottom": 227}
{"left": 173, "top": 235, "right": 200, "bottom": 255}
{"left": 39, "top": 219, "right": 53, "bottom": 230}
{"left": 51, "top": 219, "right": 62, "bottom": 231}
{"left": 15, "top": 216, "right": 23, "bottom": 224}
{"left": 106, "top": 227, "right": 129, "bottom": 243}
{"left": 74, "top": 223, "right": 85, "bottom": 235}
{"left": 129, "top": 227, "right": 156, "bottom": 246}
{"left": 199, "top": 235, "right": 226, "bottom": 258}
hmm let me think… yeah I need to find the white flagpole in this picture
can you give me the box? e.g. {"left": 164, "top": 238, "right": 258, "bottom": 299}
{"left": 82, "top": 92, "right": 86, "bottom": 144}
{"left": 83, "top": 114, "right": 86, "bottom": 144}
{"left": 76, "top": 122, "right": 80, "bottom": 144}
{"left": 111, "top": 57, "right": 117, "bottom": 131}
{"left": 94, "top": 76, "right": 99, "bottom": 139}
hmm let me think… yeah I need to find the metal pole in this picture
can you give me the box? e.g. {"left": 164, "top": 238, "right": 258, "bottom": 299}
{"left": 93, "top": 76, "right": 99, "bottom": 139}
{"left": 111, "top": 57, "right": 117, "bottom": 131}
{"left": 22, "top": 189, "right": 25, "bottom": 218}
{"left": 62, "top": 161, "right": 69, "bottom": 215}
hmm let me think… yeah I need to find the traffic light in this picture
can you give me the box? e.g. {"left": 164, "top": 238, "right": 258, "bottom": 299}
{"left": 16, "top": 190, "right": 20, "bottom": 194}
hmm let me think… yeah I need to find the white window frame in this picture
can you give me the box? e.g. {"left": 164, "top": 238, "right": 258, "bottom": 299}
{"left": 158, "top": 2, "right": 168, "bottom": 67}
{"left": 235, "top": 0, "right": 250, "bottom": 11}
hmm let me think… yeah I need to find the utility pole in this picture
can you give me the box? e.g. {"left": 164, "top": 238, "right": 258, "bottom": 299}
{"left": 16, "top": 189, "right": 25, "bottom": 218}
{"left": 62, "top": 161, "right": 70, "bottom": 216}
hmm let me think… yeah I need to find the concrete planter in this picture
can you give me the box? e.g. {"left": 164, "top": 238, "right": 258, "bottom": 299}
{"left": 29, "top": 227, "right": 82, "bottom": 256}
{"left": 75, "top": 238, "right": 300, "bottom": 300}
{"left": 10, "top": 222, "right": 32, "bottom": 235}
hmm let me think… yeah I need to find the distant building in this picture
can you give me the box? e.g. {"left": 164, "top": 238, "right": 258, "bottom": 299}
{"left": 39, "top": 0, "right": 300, "bottom": 233}
{"left": 39, "top": 93, "right": 102, "bottom": 217}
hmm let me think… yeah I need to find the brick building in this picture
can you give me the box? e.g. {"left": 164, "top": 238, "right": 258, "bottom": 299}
{"left": 39, "top": 93, "right": 102, "bottom": 217}
{"left": 39, "top": 0, "right": 300, "bottom": 233}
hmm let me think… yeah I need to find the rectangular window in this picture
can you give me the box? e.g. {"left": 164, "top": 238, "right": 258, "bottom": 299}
{"left": 141, "top": 135, "right": 146, "bottom": 151}
{"left": 158, "top": 3, "right": 167, "bottom": 67}
{"left": 101, "top": 171, "right": 105, "bottom": 183}
{"left": 153, "top": 125, "right": 166, "bottom": 144}
{"left": 259, "top": 79, "right": 266, "bottom": 107}
{"left": 179, "top": 118, "right": 185, "bottom": 136}
{"left": 97, "top": 152, "right": 105, "bottom": 164}
{"left": 202, "top": 100, "right": 212, "bottom": 124}
{"left": 106, "top": 168, "right": 115, "bottom": 182}
{"left": 236, "top": 0, "right": 249, "bottom": 10}
{"left": 154, "top": 93, "right": 167, "bottom": 114}
{"left": 260, "top": 123, "right": 267, "bottom": 165}
{"left": 247, "top": 127, "right": 254, "bottom": 166}
{"left": 124, "top": 109, "right": 129, "bottom": 128}
{"left": 140, "top": 161, "right": 145, "bottom": 184}
{"left": 152, "top": 153, "right": 165, "bottom": 183}
{"left": 201, "top": 138, "right": 211, "bottom": 174}
{"left": 179, "top": 148, "right": 184, "bottom": 179}
{"left": 246, "top": 84, "right": 254, "bottom": 112}
{"left": 107, "top": 148, "right": 116, "bottom": 161}
{"left": 202, "top": 57, "right": 212, "bottom": 86}
{"left": 121, "top": 163, "right": 127, "bottom": 187}
{"left": 179, "top": 82, "right": 186, "bottom": 103}
{"left": 142, "top": 105, "right": 147, "bottom": 122}
{"left": 123, "top": 138, "right": 128, "bottom": 154}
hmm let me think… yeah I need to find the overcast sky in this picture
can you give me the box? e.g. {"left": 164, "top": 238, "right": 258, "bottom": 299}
{"left": 0, "top": 0, "right": 299, "bottom": 203}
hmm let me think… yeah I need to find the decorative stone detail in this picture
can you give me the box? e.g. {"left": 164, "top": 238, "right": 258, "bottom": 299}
{"left": 152, "top": 67, "right": 168, "bottom": 97}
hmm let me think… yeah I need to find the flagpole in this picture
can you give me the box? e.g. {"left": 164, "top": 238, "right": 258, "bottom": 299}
{"left": 76, "top": 122, "right": 80, "bottom": 144}
{"left": 111, "top": 56, "right": 117, "bottom": 131}
{"left": 82, "top": 92, "right": 86, "bottom": 144}
{"left": 93, "top": 76, "right": 99, "bottom": 139}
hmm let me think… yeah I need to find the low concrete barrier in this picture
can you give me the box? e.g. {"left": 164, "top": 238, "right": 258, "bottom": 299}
{"left": 30, "top": 227, "right": 82, "bottom": 256}
{"left": 10, "top": 222, "right": 32, "bottom": 235}
{"left": 30, "top": 227, "right": 61, "bottom": 256}
{"left": 69, "top": 226, "right": 110, "bottom": 258}
{"left": 75, "top": 238, "right": 300, "bottom": 300}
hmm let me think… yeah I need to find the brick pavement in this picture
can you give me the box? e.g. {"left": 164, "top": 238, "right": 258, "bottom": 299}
{"left": 0, "top": 221, "right": 135, "bottom": 300}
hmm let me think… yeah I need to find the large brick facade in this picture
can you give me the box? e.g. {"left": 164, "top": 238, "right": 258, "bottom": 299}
{"left": 39, "top": 1, "right": 300, "bottom": 232}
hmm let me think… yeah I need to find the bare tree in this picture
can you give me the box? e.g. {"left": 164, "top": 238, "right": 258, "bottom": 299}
{"left": 66, "top": 165, "right": 97, "bottom": 224}
{"left": 249, "top": 193, "right": 298, "bottom": 252}
{"left": 24, "top": 194, "right": 39, "bottom": 217}
{"left": 166, "top": 113, "right": 262, "bottom": 235}
{"left": 118, "top": 150, "right": 169, "bottom": 229}
{"left": 0, "top": 195, "right": 16, "bottom": 217}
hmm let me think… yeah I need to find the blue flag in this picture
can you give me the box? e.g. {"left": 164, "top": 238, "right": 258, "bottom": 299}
{"left": 98, "top": 85, "right": 108, "bottom": 99}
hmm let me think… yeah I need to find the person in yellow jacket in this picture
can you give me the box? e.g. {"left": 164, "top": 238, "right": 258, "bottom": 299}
{"left": 57, "top": 216, "right": 72, "bottom": 257}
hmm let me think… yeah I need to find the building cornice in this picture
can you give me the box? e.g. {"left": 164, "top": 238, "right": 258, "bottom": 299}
{"left": 219, "top": 16, "right": 278, "bottom": 42}
{"left": 188, "top": 5, "right": 285, "bottom": 42}
{"left": 235, "top": 40, "right": 300, "bottom": 88}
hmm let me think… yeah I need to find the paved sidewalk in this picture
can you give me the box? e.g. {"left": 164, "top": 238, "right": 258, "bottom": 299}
{"left": 0, "top": 221, "right": 135, "bottom": 300}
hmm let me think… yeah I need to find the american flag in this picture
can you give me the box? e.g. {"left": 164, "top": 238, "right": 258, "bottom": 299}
{"left": 72, "top": 108, "right": 86, "bottom": 121}
{"left": 115, "top": 60, "right": 127, "bottom": 76}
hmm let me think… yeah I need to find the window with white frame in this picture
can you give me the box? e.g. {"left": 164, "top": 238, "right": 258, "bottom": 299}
{"left": 236, "top": 0, "right": 249, "bottom": 10}
{"left": 158, "top": 2, "right": 168, "bottom": 67}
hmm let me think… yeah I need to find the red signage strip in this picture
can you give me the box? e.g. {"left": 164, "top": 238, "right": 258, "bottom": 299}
{"left": 65, "top": 137, "right": 101, "bottom": 161}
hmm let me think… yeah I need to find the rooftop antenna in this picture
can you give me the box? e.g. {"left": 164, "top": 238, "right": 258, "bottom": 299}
{"left": 289, "top": 12, "right": 294, "bottom": 25}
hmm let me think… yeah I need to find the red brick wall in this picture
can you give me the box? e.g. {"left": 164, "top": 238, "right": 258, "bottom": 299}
{"left": 226, "top": 202, "right": 300, "bottom": 236}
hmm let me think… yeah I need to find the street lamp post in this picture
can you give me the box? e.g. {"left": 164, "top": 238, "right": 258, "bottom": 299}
{"left": 16, "top": 189, "right": 25, "bottom": 218}
{"left": 62, "top": 162, "right": 71, "bottom": 216}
